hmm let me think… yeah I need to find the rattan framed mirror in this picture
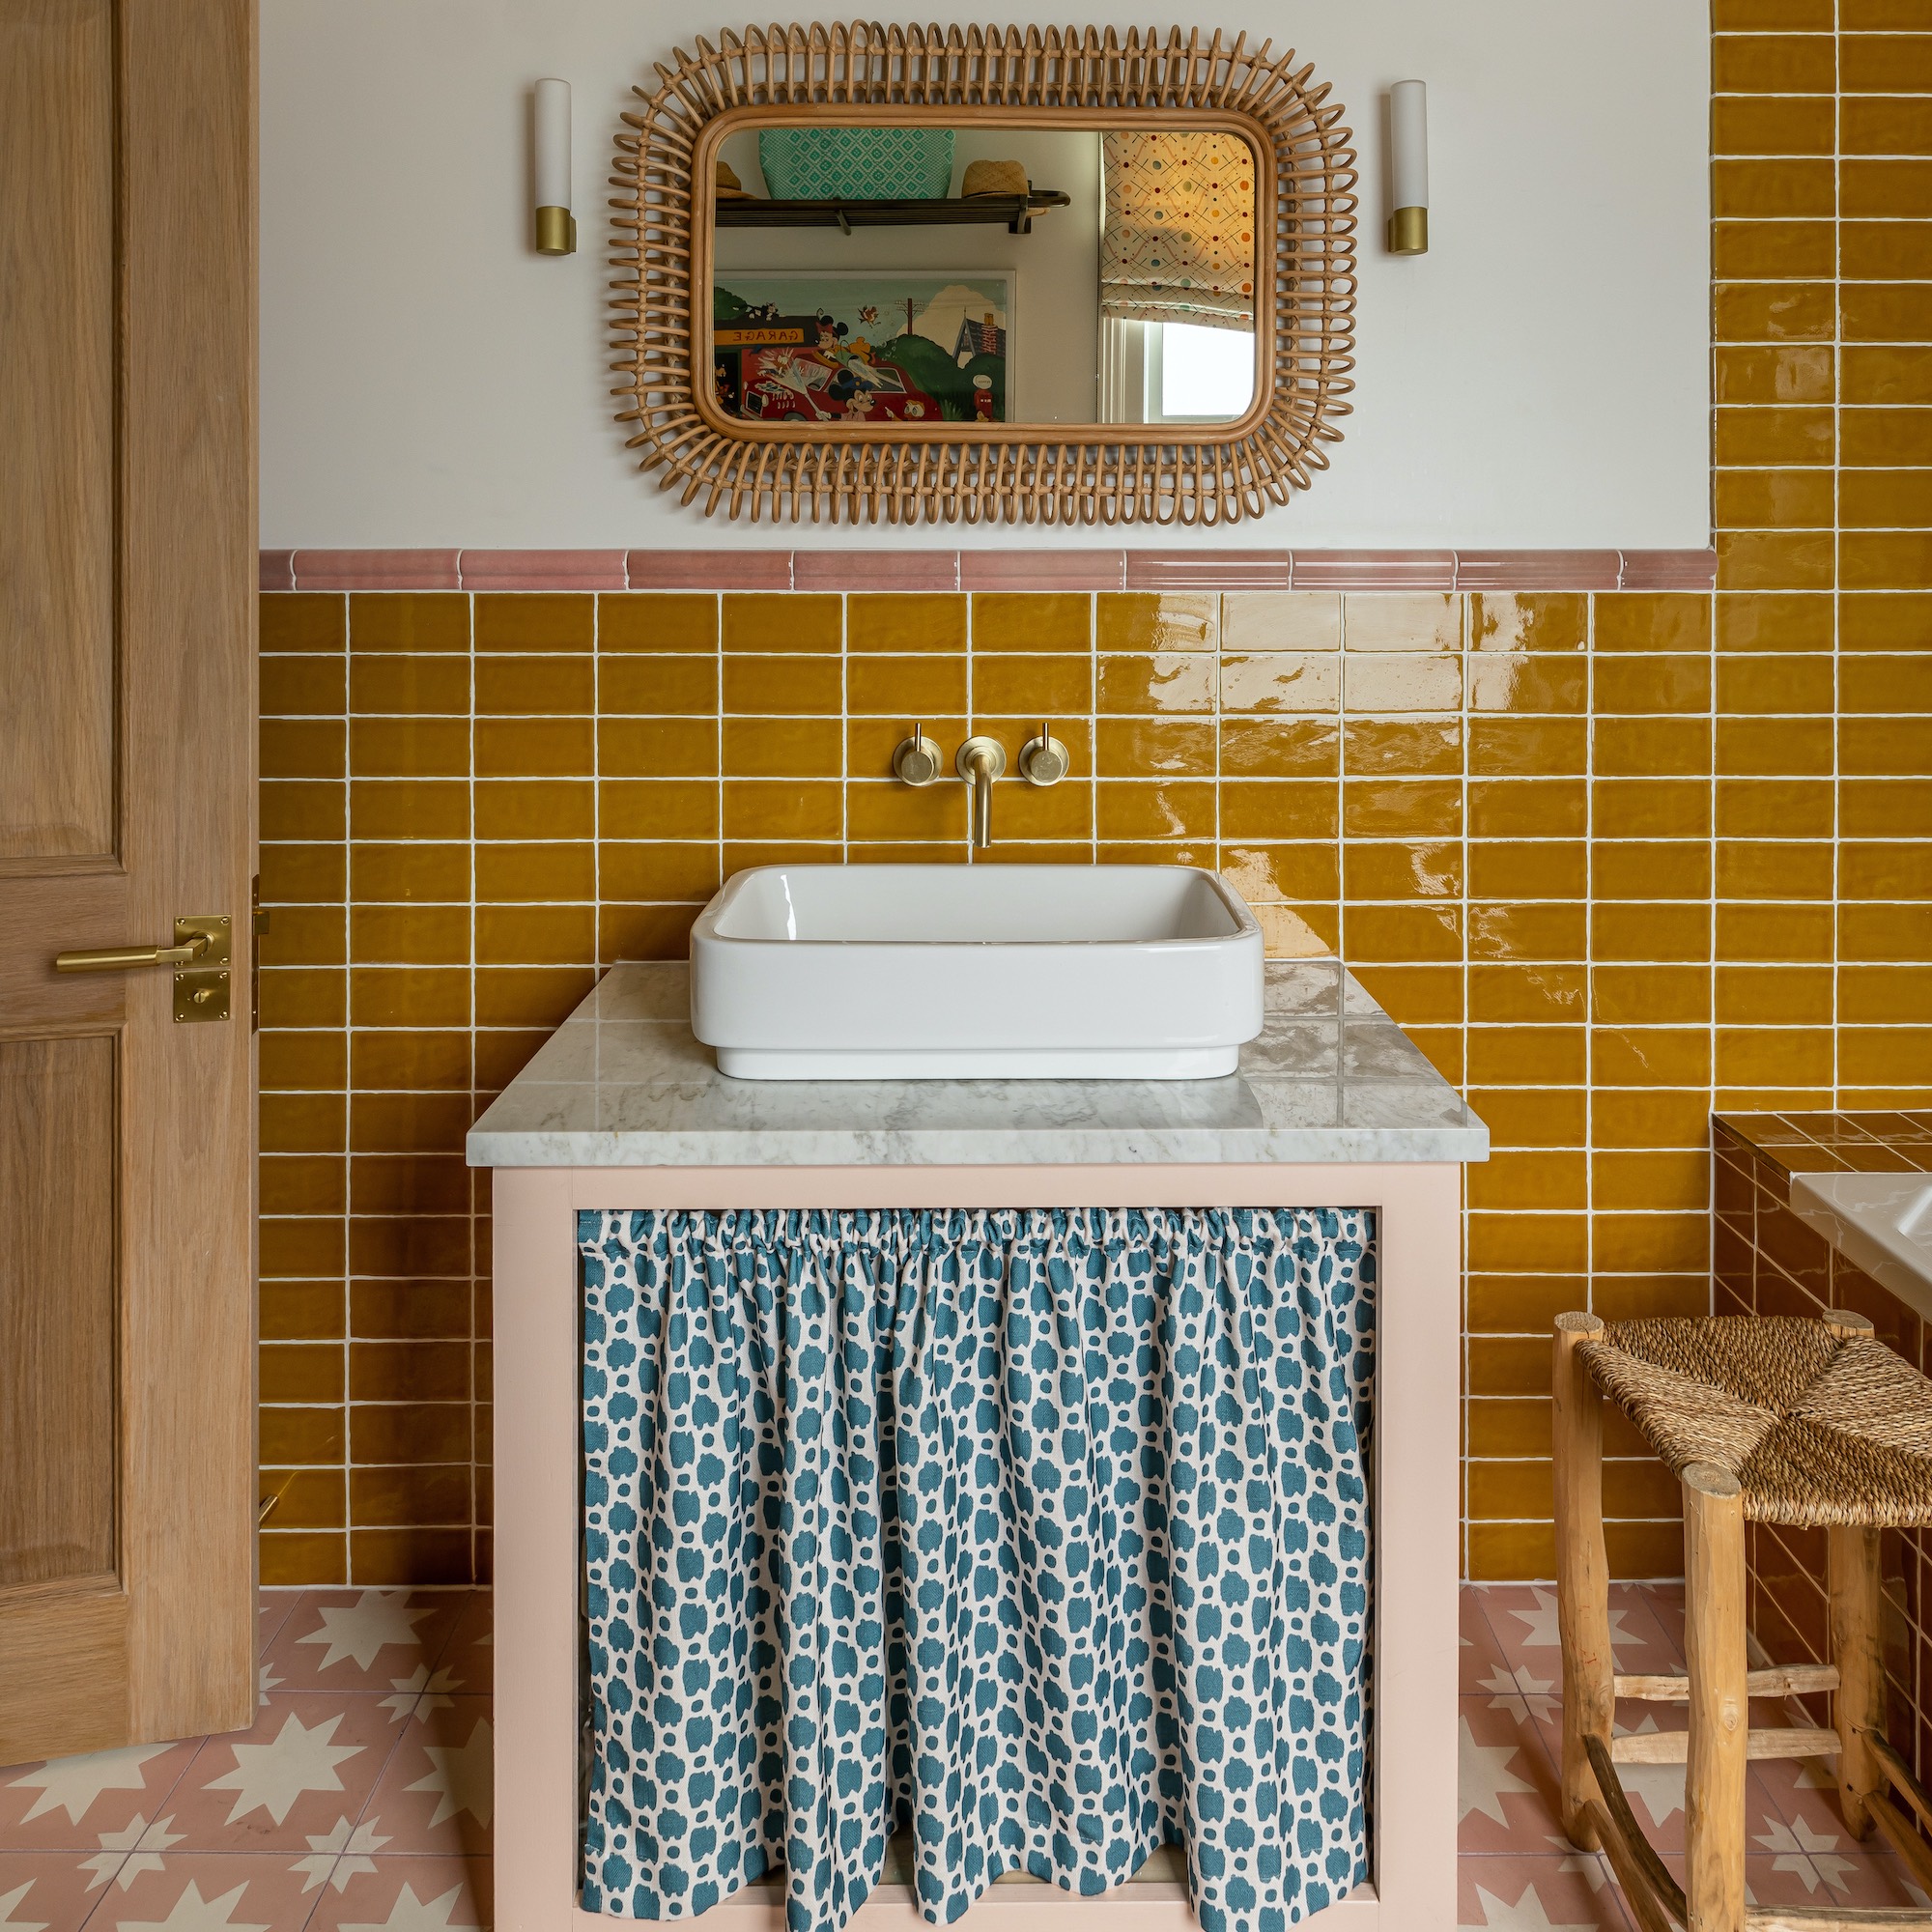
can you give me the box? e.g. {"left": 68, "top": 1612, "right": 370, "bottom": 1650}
{"left": 611, "top": 24, "right": 1357, "bottom": 525}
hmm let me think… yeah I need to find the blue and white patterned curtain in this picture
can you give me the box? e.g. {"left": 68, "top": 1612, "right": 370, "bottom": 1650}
{"left": 579, "top": 1207, "right": 1376, "bottom": 1932}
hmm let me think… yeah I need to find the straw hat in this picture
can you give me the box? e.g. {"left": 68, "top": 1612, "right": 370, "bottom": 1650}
{"left": 961, "top": 158, "right": 1028, "bottom": 198}
{"left": 716, "top": 159, "right": 751, "bottom": 200}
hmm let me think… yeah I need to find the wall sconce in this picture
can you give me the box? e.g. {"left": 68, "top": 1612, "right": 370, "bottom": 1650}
{"left": 534, "top": 77, "right": 576, "bottom": 255}
{"left": 1387, "top": 79, "right": 1428, "bottom": 256}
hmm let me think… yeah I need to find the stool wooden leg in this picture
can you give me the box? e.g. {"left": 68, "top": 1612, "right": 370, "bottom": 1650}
{"left": 1553, "top": 1312, "right": 1612, "bottom": 1849}
{"left": 1830, "top": 1522, "right": 1885, "bottom": 1839}
{"left": 1684, "top": 1462, "right": 1747, "bottom": 1932}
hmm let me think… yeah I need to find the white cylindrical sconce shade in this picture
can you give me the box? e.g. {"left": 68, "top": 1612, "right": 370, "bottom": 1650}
{"left": 1388, "top": 79, "right": 1428, "bottom": 256}
{"left": 534, "top": 77, "right": 576, "bottom": 255}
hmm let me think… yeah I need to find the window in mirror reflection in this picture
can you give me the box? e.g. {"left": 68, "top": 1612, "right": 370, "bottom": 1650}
{"left": 1150, "top": 322, "right": 1257, "bottom": 423}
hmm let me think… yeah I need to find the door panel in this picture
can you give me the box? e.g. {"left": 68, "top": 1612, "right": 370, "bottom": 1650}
{"left": 0, "top": 0, "right": 116, "bottom": 864}
{"left": 0, "top": 0, "right": 255, "bottom": 1766}
{"left": 0, "top": 1037, "right": 118, "bottom": 1590}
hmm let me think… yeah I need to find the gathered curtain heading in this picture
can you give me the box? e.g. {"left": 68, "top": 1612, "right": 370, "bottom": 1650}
{"left": 1100, "top": 130, "right": 1259, "bottom": 332}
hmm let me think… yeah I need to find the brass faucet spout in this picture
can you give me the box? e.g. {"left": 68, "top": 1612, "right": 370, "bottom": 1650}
{"left": 954, "top": 736, "right": 1008, "bottom": 849}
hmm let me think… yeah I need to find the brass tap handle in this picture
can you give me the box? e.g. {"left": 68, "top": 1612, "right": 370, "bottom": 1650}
{"left": 1019, "top": 721, "right": 1070, "bottom": 787}
{"left": 56, "top": 933, "right": 211, "bottom": 974}
{"left": 892, "top": 723, "right": 943, "bottom": 787}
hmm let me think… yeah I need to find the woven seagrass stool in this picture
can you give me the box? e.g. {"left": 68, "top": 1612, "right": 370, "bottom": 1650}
{"left": 1554, "top": 1310, "right": 1932, "bottom": 1932}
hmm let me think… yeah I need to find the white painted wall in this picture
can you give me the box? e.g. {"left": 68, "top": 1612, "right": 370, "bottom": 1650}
{"left": 259, "top": 1, "right": 1710, "bottom": 549}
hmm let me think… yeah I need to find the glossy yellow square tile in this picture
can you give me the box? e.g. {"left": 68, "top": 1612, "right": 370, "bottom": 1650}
{"left": 1466, "top": 840, "right": 1587, "bottom": 900}
{"left": 845, "top": 653, "right": 968, "bottom": 717}
{"left": 971, "top": 593, "right": 1091, "bottom": 653}
{"left": 348, "top": 718, "right": 469, "bottom": 778}
{"left": 722, "top": 655, "right": 842, "bottom": 714}
{"left": 722, "top": 716, "right": 844, "bottom": 778}
{"left": 351, "top": 778, "right": 469, "bottom": 838}
{"left": 472, "top": 717, "right": 596, "bottom": 778}
{"left": 263, "top": 719, "right": 346, "bottom": 779}
{"left": 349, "top": 592, "right": 469, "bottom": 652}
{"left": 1219, "top": 780, "right": 1339, "bottom": 841}
{"left": 1465, "top": 656, "right": 1586, "bottom": 713}
{"left": 847, "top": 594, "right": 966, "bottom": 654}
{"left": 598, "top": 841, "right": 721, "bottom": 902}
{"left": 351, "top": 842, "right": 469, "bottom": 903}
{"left": 1467, "top": 718, "right": 1589, "bottom": 778}
{"left": 1469, "top": 779, "right": 1587, "bottom": 838}
{"left": 1217, "top": 718, "right": 1340, "bottom": 777}
{"left": 1218, "top": 653, "right": 1341, "bottom": 714}
{"left": 596, "top": 717, "right": 718, "bottom": 779}
{"left": 1096, "top": 652, "right": 1216, "bottom": 713}
{"left": 598, "top": 592, "right": 718, "bottom": 652}
{"left": 1342, "top": 594, "right": 1460, "bottom": 653}
{"left": 474, "top": 655, "right": 593, "bottom": 715}
{"left": 598, "top": 656, "right": 718, "bottom": 714}
{"left": 1342, "top": 778, "right": 1462, "bottom": 838}
{"left": 1095, "top": 592, "right": 1216, "bottom": 652}
{"left": 723, "top": 592, "right": 840, "bottom": 653}
{"left": 1594, "top": 841, "right": 1715, "bottom": 901}
{"left": 1343, "top": 654, "right": 1463, "bottom": 712}
{"left": 350, "top": 904, "right": 470, "bottom": 965}
{"left": 599, "top": 779, "right": 718, "bottom": 840}
{"left": 1343, "top": 719, "right": 1462, "bottom": 776}
{"left": 1343, "top": 840, "right": 1463, "bottom": 900}
{"left": 475, "top": 841, "right": 598, "bottom": 902}
{"left": 1094, "top": 719, "right": 1216, "bottom": 778}
{"left": 722, "top": 780, "right": 843, "bottom": 841}
{"left": 475, "top": 593, "right": 593, "bottom": 651}
{"left": 973, "top": 655, "right": 1092, "bottom": 716}
{"left": 263, "top": 655, "right": 348, "bottom": 716}
{"left": 1217, "top": 843, "right": 1340, "bottom": 903}
{"left": 1219, "top": 592, "right": 1340, "bottom": 653}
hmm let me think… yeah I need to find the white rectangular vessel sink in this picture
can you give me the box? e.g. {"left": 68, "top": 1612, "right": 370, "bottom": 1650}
{"left": 1789, "top": 1170, "right": 1932, "bottom": 1318}
{"left": 689, "top": 864, "right": 1264, "bottom": 1080}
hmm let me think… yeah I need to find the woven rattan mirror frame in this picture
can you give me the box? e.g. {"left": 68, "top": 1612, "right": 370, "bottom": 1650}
{"left": 611, "top": 23, "right": 1357, "bottom": 525}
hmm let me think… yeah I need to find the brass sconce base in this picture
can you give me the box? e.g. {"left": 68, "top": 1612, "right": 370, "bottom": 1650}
{"left": 1387, "top": 205, "right": 1428, "bottom": 255}
{"left": 535, "top": 205, "right": 578, "bottom": 255}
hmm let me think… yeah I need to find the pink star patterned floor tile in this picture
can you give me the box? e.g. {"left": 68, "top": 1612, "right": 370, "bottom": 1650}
{"left": 1457, "top": 1853, "right": 1632, "bottom": 1931}
{"left": 265, "top": 1595, "right": 469, "bottom": 1696}
{"left": 0, "top": 1741, "right": 202, "bottom": 1853}
{"left": 1461, "top": 1589, "right": 1513, "bottom": 1693}
{"left": 89, "top": 1852, "right": 328, "bottom": 1931}
{"left": 258, "top": 1593, "right": 302, "bottom": 1662}
{"left": 0, "top": 1852, "right": 112, "bottom": 1932}
{"left": 1458, "top": 1696, "right": 1570, "bottom": 1858}
{"left": 163, "top": 1697, "right": 401, "bottom": 1855}
{"left": 429, "top": 1599, "right": 491, "bottom": 1701}
{"left": 359, "top": 1703, "right": 491, "bottom": 1861}
{"left": 307, "top": 1856, "right": 492, "bottom": 1931}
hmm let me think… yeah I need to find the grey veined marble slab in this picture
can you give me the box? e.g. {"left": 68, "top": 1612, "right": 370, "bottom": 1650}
{"left": 467, "top": 960, "right": 1489, "bottom": 1168}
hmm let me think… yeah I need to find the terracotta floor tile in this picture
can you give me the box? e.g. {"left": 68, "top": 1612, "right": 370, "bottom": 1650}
{"left": 1459, "top": 1697, "right": 1570, "bottom": 1857}
{"left": 0, "top": 1852, "right": 114, "bottom": 1932}
{"left": 1458, "top": 1853, "right": 1631, "bottom": 1931}
{"left": 1481, "top": 1584, "right": 1679, "bottom": 1681}
{"left": 432, "top": 1597, "right": 491, "bottom": 1699}
{"left": 1461, "top": 1589, "right": 1514, "bottom": 1694}
{"left": 265, "top": 1594, "right": 469, "bottom": 1696}
{"left": 306, "top": 1856, "right": 492, "bottom": 1931}
{"left": 259, "top": 1593, "right": 302, "bottom": 1662}
{"left": 0, "top": 1742, "right": 202, "bottom": 1853}
{"left": 90, "top": 1853, "right": 327, "bottom": 1932}
{"left": 165, "top": 1697, "right": 401, "bottom": 1854}
{"left": 360, "top": 1702, "right": 491, "bottom": 1861}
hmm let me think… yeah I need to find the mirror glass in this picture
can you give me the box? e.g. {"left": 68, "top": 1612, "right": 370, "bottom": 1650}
{"left": 709, "top": 123, "right": 1258, "bottom": 430}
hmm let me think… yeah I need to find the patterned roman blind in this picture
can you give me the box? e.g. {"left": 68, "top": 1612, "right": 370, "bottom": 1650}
{"left": 1100, "top": 130, "right": 1258, "bottom": 331}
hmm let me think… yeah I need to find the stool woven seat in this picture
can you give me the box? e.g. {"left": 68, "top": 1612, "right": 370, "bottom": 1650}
{"left": 1554, "top": 1307, "right": 1932, "bottom": 1932}
{"left": 1580, "top": 1315, "right": 1932, "bottom": 1529}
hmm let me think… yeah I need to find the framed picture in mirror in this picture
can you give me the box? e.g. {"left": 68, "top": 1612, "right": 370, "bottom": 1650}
{"left": 611, "top": 24, "right": 1356, "bottom": 526}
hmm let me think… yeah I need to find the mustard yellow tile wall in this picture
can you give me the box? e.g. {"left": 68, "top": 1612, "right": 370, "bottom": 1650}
{"left": 253, "top": 4, "right": 1932, "bottom": 1587}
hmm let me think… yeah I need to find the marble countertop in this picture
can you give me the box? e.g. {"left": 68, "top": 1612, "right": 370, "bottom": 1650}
{"left": 467, "top": 960, "right": 1489, "bottom": 1168}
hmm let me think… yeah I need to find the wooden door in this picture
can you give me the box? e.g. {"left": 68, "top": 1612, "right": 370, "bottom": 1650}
{"left": 0, "top": 0, "right": 256, "bottom": 1763}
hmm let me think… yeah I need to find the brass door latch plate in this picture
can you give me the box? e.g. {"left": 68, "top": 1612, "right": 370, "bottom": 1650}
{"left": 173, "top": 915, "right": 232, "bottom": 1024}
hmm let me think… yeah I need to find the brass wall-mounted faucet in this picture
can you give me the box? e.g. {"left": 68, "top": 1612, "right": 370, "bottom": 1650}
{"left": 889, "top": 723, "right": 1072, "bottom": 850}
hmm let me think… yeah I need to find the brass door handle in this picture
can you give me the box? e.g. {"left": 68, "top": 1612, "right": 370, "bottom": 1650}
{"left": 57, "top": 934, "right": 211, "bottom": 973}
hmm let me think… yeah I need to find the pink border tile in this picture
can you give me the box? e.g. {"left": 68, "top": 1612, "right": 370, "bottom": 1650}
{"left": 1454, "top": 551, "right": 1621, "bottom": 592}
{"left": 623, "top": 549, "right": 791, "bottom": 590}
{"left": 259, "top": 551, "right": 296, "bottom": 594}
{"left": 457, "top": 551, "right": 626, "bottom": 592}
{"left": 792, "top": 551, "right": 960, "bottom": 591}
{"left": 1123, "top": 551, "right": 1293, "bottom": 590}
{"left": 959, "top": 551, "right": 1126, "bottom": 591}
{"left": 1290, "top": 550, "right": 1457, "bottom": 590}
{"left": 1617, "top": 548, "right": 1718, "bottom": 589}
{"left": 292, "top": 550, "right": 461, "bottom": 591}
